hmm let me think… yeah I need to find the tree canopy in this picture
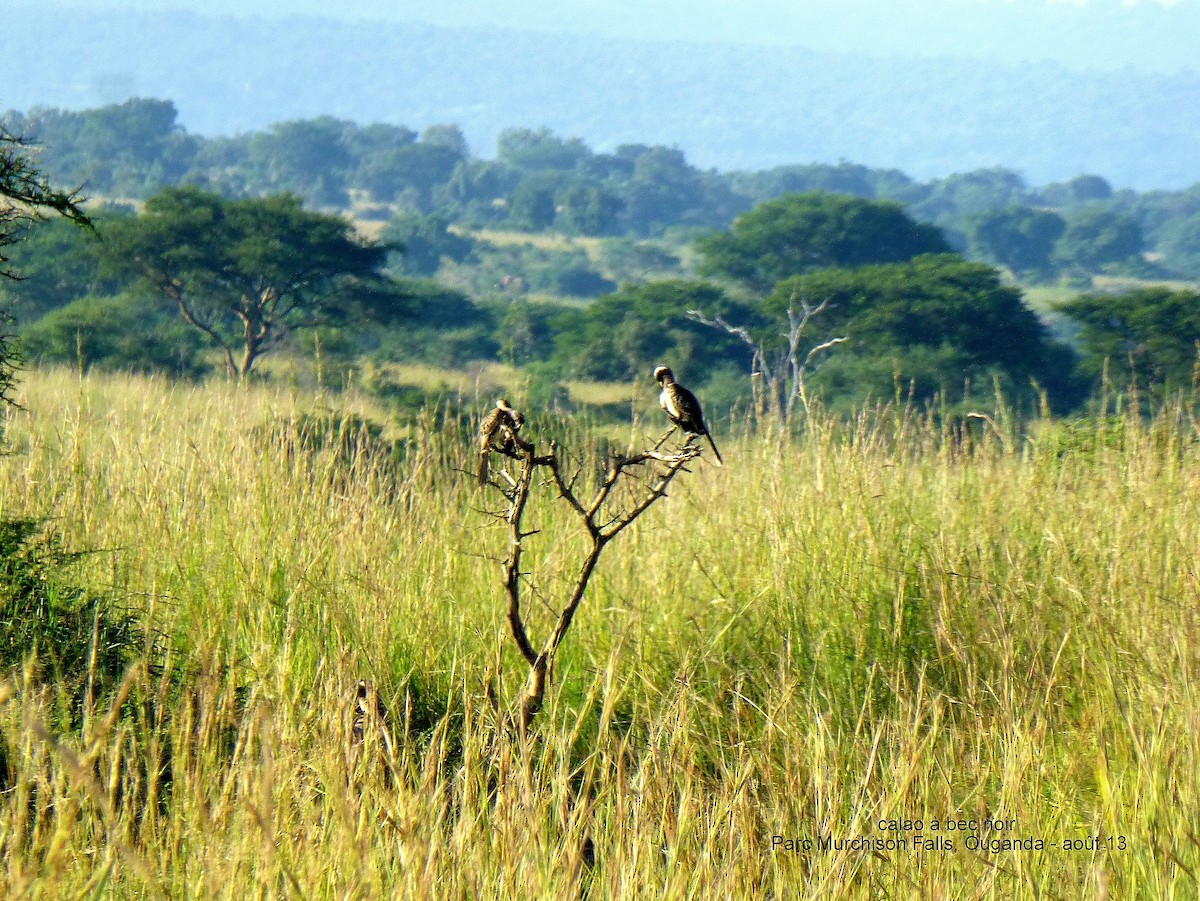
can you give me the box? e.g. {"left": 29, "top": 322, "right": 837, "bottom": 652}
{"left": 767, "top": 254, "right": 1071, "bottom": 408}
{"left": 1060, "top": 287, "right": 1200, "bottom": 391}
{"left": 696, "top": 192, "right": 951, "bottom": 292}
{"left": 1, "top": 127, "right": 91, "bottom": 411}
{"left": 967, "top": 205, "right": 1066, "bottom": 282}
{"left": 550, "top": 280, "right": 745, "bottom": 381}
{"left": 1053, "top": 208, "right": 1144, "bottom": 275}
{"left": 1, "top": 128, "right": 90, "bottom": 280}
{"left": 100, "top": 186, "right": 401, "bottom": 378}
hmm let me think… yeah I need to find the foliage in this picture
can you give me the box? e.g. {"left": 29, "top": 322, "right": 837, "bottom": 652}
{"left": 8, "top": 96, "right": 1200, "bottom": 289}
{"left": 1053, "top": 207, "right": 1144, "bottom": 275}
{"left": 967, "top": 205, "right": 1066, "bottom": 281}
{"left": 1156, "top": 211, "right": 1200, "bottom": 279}
{"left": 359, "top": 138, "right": 466, "bottom": 209}
{"left": 556, "top": 181, "right": 624, "bottom": 236}
{"left": 0, "top": 127, "right": 90, "bottom": 280}
{"left": 507, "top": 177, "right": 559, "bottom": 231}
{"left": 908, "top": 167, "right": 1030, "bottom": 228}
{"left": 0, "top": 518, "right": 144, "bottom": 703}
{"left": 594, "top": 238, "right": 682, "bottom": 283}
{"left": 448, "top": 240, "right": 615, "bottom": 300}
{"left": 769, "top": 254, "right": 1072, "bottom": 409}
{"left": 247, "top": 116, "right": 354, "bottom": 207}
{"left": 1060, "top": 287, "right": 1200, "bottom": 391}
{"left": 371, "top": 280, "right": 497, "bottom": 367}
{"left": 3, "top": 99, "right": 196, "bottom": 197}
{"left": 0, "top": 125, "right": 93, "bottom": 417}
{"left": 696, "top": 192, "right": 951, "bottom": 292}
{"left": 495, "top": 299, "right": 559, "bottom": 367}
{"left": 381, "top": 210, "right": 475, "bottom": 276}
{"left": 551, "top": 279, "right": 747, "bottom": 381}
{"left": 0, "top": 210, "right": 127, "bottom": 324}
{"left": 99, "top": 186, "right": 401, "bottom": 377}
{"left": 20, "top": 291, "right": 211, "bottom": 377}
{"left": 728, "top": 160, "right": 925, "bottom": 205}
{"left": 1034, "top": 174, "right": 1114, "bottom": 209}
{"left": 497, "top": 127, "right": 591, "bottom": 172}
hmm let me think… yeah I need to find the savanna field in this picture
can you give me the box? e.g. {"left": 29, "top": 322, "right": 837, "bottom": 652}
{"left": 1, "top": 368, "right": 1198, "bottom": 899}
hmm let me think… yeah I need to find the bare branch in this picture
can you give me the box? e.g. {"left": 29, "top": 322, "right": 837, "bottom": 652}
{"left": 691, "top": 289, "right": 845, "bottom": 427}
{"left": 481, "top": 423, "right": 702, "bottom": 732}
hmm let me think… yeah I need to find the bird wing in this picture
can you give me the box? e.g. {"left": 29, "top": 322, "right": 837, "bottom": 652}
{"left": 670, "top": 383, "right": 706, "bottom": 432}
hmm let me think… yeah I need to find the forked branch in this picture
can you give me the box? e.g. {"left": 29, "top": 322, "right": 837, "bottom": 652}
{"left": 482, "top": 429, "right": 700, "bottom": 731}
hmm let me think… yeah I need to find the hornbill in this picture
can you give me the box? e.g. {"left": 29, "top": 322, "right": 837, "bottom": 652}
{"left": 653, "top": 365, "right": 723, "bottom": 465}
{"left": 477, "top": 398, "right": 526, "bottom": 485}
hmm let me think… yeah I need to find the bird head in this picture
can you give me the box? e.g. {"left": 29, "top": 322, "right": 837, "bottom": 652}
{"left": 653, "top": 365, "right": 674, "bottom": 385}
{"left": 497, "top": 398, "right": 524, "bottom": 429}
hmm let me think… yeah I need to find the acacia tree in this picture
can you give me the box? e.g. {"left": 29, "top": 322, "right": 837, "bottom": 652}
{"left": 1, "top": 128, "right": 90, "bottom": 407}
{"left": 1, "top": 128, "right": 89, "bottom": 279}
{"left": 102, "top": 186, "right": 401, "bottom": 378}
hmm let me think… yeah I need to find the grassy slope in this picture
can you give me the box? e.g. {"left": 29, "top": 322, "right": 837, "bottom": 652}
{"left": 1, "top": 368, "right": 1198, "bottom": 897}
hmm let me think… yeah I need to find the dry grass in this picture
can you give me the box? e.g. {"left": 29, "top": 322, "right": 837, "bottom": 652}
{"left": 1, "top": 367, "right": 1199, "bottom": 898}
{"left": 467, "top": 228, "right": 605, "bottom": 257}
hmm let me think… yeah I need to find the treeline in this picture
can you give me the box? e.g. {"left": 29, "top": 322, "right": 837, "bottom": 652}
{"left": 6, "top": 183, "right": 1199, "bottom": 422}
{"left": 6, "top": 99, "right": 1200, "bottom": 281}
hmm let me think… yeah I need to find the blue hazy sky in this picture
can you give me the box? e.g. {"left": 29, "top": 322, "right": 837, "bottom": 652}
{"left": 68, "top": 0, "right": 1199, "bottom": 70}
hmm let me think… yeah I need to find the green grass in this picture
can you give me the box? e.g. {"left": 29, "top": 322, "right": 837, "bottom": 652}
{"left": 1, "top": 367, "right": 1198, "bottom": 897}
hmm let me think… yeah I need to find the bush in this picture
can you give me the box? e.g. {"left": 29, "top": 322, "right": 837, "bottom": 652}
{"left": 20, "top": 292, "right": 211, "bottom": 377}
{"left": 0, "top": 518, "right": 145, "bottom": 706}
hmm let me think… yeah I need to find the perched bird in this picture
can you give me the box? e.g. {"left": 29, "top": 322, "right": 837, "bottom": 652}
{"left": 653, "top": 365, "right": 723, "bottom": 465}
{"left": 478, "top": 398, "right": 526, "bottom": 485}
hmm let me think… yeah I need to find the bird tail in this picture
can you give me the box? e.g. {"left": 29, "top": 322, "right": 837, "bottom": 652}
{"left": 478, "top": 451, "right": 489, "bottom": 486}
{"left": 705, "top": 431, "right": 724, "bottom": 466}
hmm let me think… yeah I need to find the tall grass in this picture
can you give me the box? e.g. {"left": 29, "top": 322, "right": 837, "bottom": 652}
{"left": 1, "top": 367, "right": 1198, "bottom": 898}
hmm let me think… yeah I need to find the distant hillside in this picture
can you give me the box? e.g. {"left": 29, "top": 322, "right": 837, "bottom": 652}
{"left": 4, "top": 4, "right": 1199, "bottom": 189}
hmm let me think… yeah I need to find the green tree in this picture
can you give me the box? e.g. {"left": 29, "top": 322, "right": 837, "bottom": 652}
{"left": 619, "top": 146, "right": 710, "bottom": 236}
{"left": 497, "top": 127, "right": 591, "bottom": 171}
{"left": 100, "top": 187, "right": 401, "bottom": 378}
{"left": 596, "top": 238, "right": 681, "bottom": 282}
{"left": 508, "top": 178, "right": 557, "bottom": 231}
{"left": 1060, "top": 287, "right": 1200, "bottom": 390}
{"left": 696, "top": 192, "right": 951, "bottom": 293}
{"left": 5, "top": 99, "right": 196, "bottom": 197}
{"left": 21, "top": 291, "right": 210, "bottom": 377}
{"left": 767, "top": 255, "right": 1071, "bottom": 410}
{"left": 419, "top": 124, "right": 470, "bottom": 158}
{"left": 911, "top": 167, "right": 1029, "bottom": 222}
{"left": 358, "top": 141, "right": 464, "bottom": 208}
{"left": 0, "top": 214, "right": 112, "bottom": 323}
{"left": 968, "top": 205, "right": 1066, "bottom": 281}
{"left": 1157, "top": 211, "right": 1200, "bottom": 279}
{"left": 552, "top": 280, "right": 743, "bottom": 380}
{"left": 1, "top": 129, "right": 89, "bottom": 279}
{"left": 248, "top": 117, "right": 353, "bottom": 207}
{"left": 381, "top": 210, "right": 474, "bottom": 276}
{"left": 1053, "top": 208, "right": 1144, "bottom": 275}
{"left": 557, "top": 182, "right": 622, "bottom": 236}
{"left": 497, "top": 299, "right": 557, "bottom": 366}
{"left": 1, "top": 127, "right": 90, "bottom": 408}
{"left": 1036, "top": 175, "right": 1114, "bottom": 209}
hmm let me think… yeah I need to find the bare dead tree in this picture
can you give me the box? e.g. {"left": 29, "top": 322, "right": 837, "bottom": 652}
{"left": 688, "top": 288, "right": 846, "bottom": 427}
{"left": 480, "top": 427, "right": 701, "bottom": 732}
